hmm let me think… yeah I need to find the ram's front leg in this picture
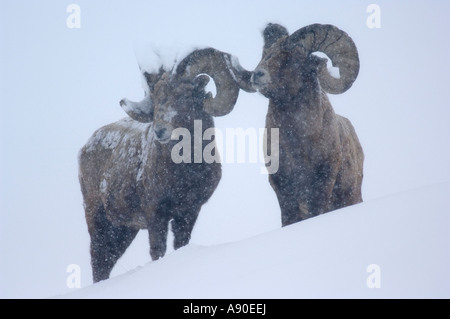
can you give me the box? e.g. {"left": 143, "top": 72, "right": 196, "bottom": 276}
{"left": 308, "top": 162, "right": 339, "bottom": 216}
{"left": 171, "top": 206, "right": 201, "bottom": 250}
{"left": 146, "top": 204, "right": 170, "bottom": 261}
{"left": 269, "top": 170, "right": 305, "bottom": 226}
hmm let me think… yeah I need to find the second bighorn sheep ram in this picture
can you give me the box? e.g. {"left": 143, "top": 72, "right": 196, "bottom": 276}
{"left": 78, "top": 48, "right": 252, "bottom": 282}
{"left": 244, "top": 23, "right": 364, "bottom": 226}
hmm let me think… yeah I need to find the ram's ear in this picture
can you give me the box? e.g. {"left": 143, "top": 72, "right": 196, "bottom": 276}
{"left": 194, "top": 74, "right": 211, "bottom": 92}
{"left": 143, "top": 70, "right": 163, "bottom": 94}
{"left": 308, "top": 54, "right": 328, "bottom": 73}
{"left": 120, "top": 95, "right": 154, "bottom": 123}
{"left": 192, "top": 74, "right": 213, "bottom": 103}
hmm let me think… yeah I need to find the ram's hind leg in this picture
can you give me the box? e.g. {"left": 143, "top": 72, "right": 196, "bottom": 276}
{"left": 87, "top": 205, "right": 139, "bottom": 283}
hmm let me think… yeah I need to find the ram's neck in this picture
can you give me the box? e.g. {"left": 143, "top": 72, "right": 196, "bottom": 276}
{"left": 267, "top": 84, "right": 331, "bottom": 140}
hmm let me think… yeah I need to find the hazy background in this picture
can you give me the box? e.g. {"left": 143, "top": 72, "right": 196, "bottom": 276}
{"left": 1, "top": 0, "right": 449, "bottom": 298}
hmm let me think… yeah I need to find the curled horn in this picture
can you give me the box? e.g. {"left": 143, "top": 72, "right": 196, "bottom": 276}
{"left": 287, "top": 24, "right": 360, "bottom": 94}
{"left": 119, "top": 95, "right": 153, "bottom": 123}
{"left": 176, "top": 48, "right": 252, "bottom": 116}
{"left": 119, "top": 69, "right": 164, "bottom": 123}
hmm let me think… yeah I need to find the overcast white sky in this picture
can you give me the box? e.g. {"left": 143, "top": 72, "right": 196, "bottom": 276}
{"left": 1, "top": 0, "right": 450, "bottom": 298}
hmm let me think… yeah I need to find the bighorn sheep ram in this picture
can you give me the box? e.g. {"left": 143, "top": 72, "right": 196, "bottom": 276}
{"left": 78, "top": 48, "right": 252, "bottom": 282}
{"left": 246, "top": 23, "right": 364, "bottom": 226}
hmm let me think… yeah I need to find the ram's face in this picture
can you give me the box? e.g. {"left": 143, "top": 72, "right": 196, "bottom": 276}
{"left": 151, "top": 75, "right": 196, "bottom": 144}
{"left": 251, "top": 38, "right": 308, "bottom": 99}
{"left": 119, "top": 70, "right": 200, "bottom": 144}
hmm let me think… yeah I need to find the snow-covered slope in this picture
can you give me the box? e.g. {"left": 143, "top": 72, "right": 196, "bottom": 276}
{"left": 60, "top": 182, "right": 450, "bottom": 299}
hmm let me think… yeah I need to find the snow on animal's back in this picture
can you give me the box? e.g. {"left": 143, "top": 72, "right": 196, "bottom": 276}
{"left": 78, "top": 118, "right": 157, "bottom": 229}
{"left": 84, "top": 118, "right": 154, "bottom": 154}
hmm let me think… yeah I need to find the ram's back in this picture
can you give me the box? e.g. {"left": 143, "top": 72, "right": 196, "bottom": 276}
{"left": 78, "top": 118, "right": 155, "bottom": 228}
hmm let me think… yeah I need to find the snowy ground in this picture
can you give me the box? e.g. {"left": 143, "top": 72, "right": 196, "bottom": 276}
{"left": 60, "top": 182, "right": 450, "bottom": 299}
{"left": 1, "top": 1, "right": 450, "bottom": 299}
